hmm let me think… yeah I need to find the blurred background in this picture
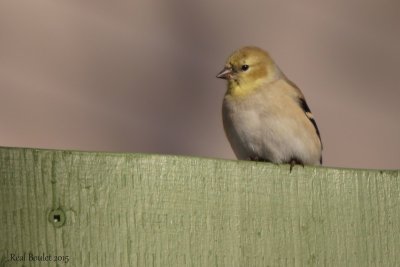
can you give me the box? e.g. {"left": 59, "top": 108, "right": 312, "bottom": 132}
{"left": 1, "top": 0, "right": 399, "bottom": 169}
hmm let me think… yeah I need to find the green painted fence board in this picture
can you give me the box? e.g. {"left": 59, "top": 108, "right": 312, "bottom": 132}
{"left": 0, "top": 146, "right": 399, "bottom": 266}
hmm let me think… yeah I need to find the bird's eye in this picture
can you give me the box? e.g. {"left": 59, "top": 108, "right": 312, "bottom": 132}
{"left": 241, "top": 65, "right": 249, "bottom": 71}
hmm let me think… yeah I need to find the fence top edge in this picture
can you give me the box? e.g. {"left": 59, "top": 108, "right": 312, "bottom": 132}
{"left": 0, "top": 146, "right": 398, "bottom": 173}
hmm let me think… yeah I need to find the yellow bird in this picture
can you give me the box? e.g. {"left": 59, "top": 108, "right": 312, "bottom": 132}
{"left": 217, "top": 46, "right": 322, "bottom": 169}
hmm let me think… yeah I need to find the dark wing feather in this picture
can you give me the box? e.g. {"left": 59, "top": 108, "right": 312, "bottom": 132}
{"left": 298, "top": 97, "right": 323, "bottom": 164}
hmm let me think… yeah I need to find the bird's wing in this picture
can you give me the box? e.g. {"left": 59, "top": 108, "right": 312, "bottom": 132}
{"left": 285, "top": 78, "right": 323, "bottom": 163}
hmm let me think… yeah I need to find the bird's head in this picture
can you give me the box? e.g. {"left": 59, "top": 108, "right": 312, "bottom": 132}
{"left": 217, "top": 46, "right": 281, "bottom": 96}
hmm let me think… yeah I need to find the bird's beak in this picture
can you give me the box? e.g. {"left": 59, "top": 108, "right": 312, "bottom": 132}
{"left": 216, "top": 67, "right": 232, "bottom": 80}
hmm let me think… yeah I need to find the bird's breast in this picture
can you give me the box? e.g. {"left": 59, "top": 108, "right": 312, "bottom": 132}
{"left": 222, "top": 89, "right": 321, "bottom": 164}
{"left": 222, "top": 93, "right": 273, "bottom": 160}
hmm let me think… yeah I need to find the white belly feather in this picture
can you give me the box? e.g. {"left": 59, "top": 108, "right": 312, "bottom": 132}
{"left": 222, "top": 88, "right": 321, "bottom": 165}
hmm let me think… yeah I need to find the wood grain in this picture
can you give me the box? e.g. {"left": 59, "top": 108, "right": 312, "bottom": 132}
{"left": 0, "top": 147, "right": 399, "bottom": 266}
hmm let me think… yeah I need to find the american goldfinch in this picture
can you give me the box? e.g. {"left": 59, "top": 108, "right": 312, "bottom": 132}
{"left": 217, "top": 46, "right": 322, "bottom": 169}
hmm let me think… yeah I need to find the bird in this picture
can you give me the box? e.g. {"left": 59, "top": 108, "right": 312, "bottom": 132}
{"left": 216, "top": 46, "right": 322, "bottom": 170}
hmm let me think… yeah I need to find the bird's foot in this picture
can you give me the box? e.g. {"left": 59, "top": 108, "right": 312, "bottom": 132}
{"left": 289, "top": 158, "right": 304, "bottom": 173}
{"left": 249, "top": 156, "right": 269, "bottom": 162}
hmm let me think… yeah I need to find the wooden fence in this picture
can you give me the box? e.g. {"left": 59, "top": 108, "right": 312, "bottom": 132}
{"left": 1, "top": 147, "right": 399, "bottom": 266}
